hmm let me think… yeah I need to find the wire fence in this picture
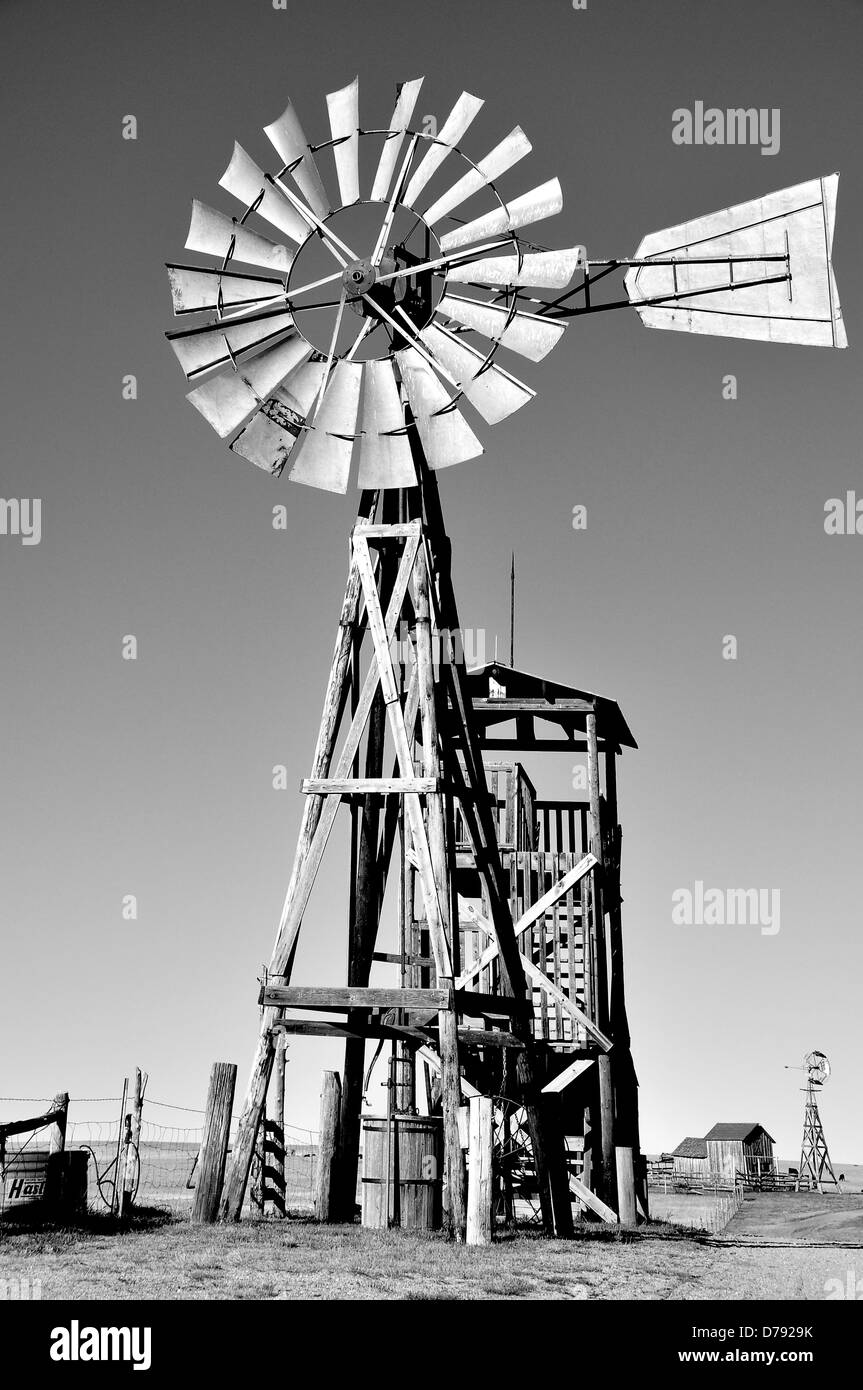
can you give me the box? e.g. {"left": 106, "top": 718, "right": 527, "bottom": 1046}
{"left": 1, "top": 1096, "right": 319, "bottom": 1217}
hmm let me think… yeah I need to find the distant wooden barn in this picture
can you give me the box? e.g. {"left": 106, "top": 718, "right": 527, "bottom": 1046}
{"left": 671, "top": 1136, "right": 709, "bottom": 1181}
{"left": 704, "top": 1123, "right": 775, "bottom": 1184}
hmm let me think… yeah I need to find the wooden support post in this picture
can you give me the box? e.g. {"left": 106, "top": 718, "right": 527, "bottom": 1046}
{"left": 586, "top": 712, "right": 608, "bottom": 1034}
{"left": 221, "top": 495, "right": 378, "bottom": 1222}
{"left": 192, "top": 1063, "right": 237, "bottom": 1225}
{"left": 316, "top": 1071, "right": 342, "bottom": 1222}
{"left": 48, "top": 1092, "right": 68, "bottom": 1156}
{"left": 416, "top": 451, "right": 564, "bottom": 1235}
{"left": 131, "top": 1069, "right": 145, "bottom": 1153}
{"left": 414, "top": 552, "right": 466, "bottom": 1240}
{"left": 47, "top": 1091, "right": 69, "bottom": 1213}
{"left": 598, "top": 1051, "right": 616, "bottom": 1207}
{"left": 119, "top": 1069, "right": 146, "bottom": 1213}
{"left": 543, "top": 1091, "right": 575, "bottom": 1237}
{"left": 615, "top": 1146, "right": 637, "bottom": 1227}
{"left": 581, "top": 1105, "right": 593, "bottom": 1198}
{"left": 466, "top": 1095, "right": 493, "bottom": 1245}
{"left": 270, "top": 1036, "right": 286, "bottom": 1217}
{"left": 339, "top": 677, "right": 387, "bottom": 1220}
{"left": 250, "top": 1123, "right": 265, "bottom": 1217}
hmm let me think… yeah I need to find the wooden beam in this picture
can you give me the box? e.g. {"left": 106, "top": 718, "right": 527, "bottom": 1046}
{"left": 455, "top": 854, "right": 596, "bottom": 990}
{"left": 569, "top": 1173, "right": 617, "bottom": 1224}
{"left": 261, "top": 984, "right": 452, "bottom": 1011}
{"left": 471, "top": 698, "right": 596, "bottom": 713}
{"left": 416, "top": 1046, "right": 481, "bottom": 1100}
{"left": 372, "top": 950, "right": 436, "bottom": 969}
{"left": 542, "top": 1058, "right": 595, "bottom": 1094}
{"left": 519, "top": 953, "right": 613, "bottom": 1052}
{"left": 355, "top": 521, "right": 421, "bottom": 540}
{"left": 457, "top": 1028, "right": 524, "bottom": 1049}
{"left": 301, "top": 777, "right": 440, "bottom": 795}
{"left": 412, "top": 544, "right": 466, "bottom": 1240}
{"left": 273, "top": 1018, "right": 431, "bottom": 1042}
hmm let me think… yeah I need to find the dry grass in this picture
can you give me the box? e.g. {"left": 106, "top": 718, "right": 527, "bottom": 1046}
{"left": 2, "top": 1200, "right": 861, "bottom": 1301}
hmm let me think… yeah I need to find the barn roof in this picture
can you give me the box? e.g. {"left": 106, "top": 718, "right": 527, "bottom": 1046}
{"left": 704, "top": 1123, "right": 775, "bottom": 1144}
{"left": 672, "top": 1137, "right": 708, "bottom": 1159}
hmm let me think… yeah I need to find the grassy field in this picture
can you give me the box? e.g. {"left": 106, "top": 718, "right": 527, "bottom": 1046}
{"left": 2, "top": 1196, "right": 862, "bottom": 1301}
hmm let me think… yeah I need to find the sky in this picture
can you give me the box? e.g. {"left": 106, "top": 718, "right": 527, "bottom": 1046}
{"left": 1, "top": 0, "right": 861, "bottom": 1164}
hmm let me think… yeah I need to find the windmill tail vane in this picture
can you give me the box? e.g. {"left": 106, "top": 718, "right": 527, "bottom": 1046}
{"left": 165, "top": 76, "right": 846, "bottom": 494}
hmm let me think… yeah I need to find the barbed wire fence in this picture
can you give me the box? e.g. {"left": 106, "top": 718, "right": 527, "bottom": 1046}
{"left": 0, "top": 1094, "right": 319, "bottom": 1217}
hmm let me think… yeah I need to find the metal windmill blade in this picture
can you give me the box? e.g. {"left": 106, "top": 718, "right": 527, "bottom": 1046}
{"left": 165, "top": 78, "right": 576, "bottom": 491}
{"left": 623, "top": 174, "right": 847, "bottom": 347}
{"left": 166, "top": 78, "right": 845, "bottom": 495}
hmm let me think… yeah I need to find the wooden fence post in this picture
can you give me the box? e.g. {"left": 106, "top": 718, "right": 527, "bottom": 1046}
{"left": 615, "top": 1146, "right": 637, "bottom": 1226}
{"left": 316, "top": 1071, "right": 341, "bottom": 1222}
{"left": 48, "top": 1092, "right": 68, "bottom": 1156}
{"left": 269, "top": 1034, "right": 287, "bottom": 1217}
{"left": 466, "top": 1095, "right": 493, "bottom": 1246}
{"left": 47, "top": 1092, "right": 69, "bottom": 1212}
{"left": 120, "top": 1069, "right": 146, "bottom": 1213}
{"left": 192, "top": 1063, "right": 237, "bottom": 1225}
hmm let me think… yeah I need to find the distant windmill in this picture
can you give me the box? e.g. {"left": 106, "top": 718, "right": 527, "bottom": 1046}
{"left": 786, "top": 1051, "right": 838, "bottom": 1193}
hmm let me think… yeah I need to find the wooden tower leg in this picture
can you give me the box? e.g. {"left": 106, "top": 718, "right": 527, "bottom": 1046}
{"left": 220, "top": 494, "right": 377, "bottom": 1221}
{"left": 416, "top": 461, "right": 571, "bottom": 1238}
{"left": 414, "top": 555, "right": 466, "bottom": 1239}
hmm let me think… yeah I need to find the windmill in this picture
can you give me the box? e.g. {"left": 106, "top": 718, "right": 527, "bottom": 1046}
{"left": 166, "top": 76, "right": 846, "bottom": 1237}
{"left": 787, "top": 1051, "right": 838, "bottom": 1193}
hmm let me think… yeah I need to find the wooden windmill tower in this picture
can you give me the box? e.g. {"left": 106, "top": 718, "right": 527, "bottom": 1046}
{"left": 792, "top": 1051, "right": 839, "bottom": 1193}
{"left": 166, "top": 76, "right": 846, "bottom": 1237}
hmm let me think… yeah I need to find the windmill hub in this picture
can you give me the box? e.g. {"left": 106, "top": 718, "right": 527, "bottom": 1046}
{"left": 343, "top": 257, "right": 376, "bottom": 297}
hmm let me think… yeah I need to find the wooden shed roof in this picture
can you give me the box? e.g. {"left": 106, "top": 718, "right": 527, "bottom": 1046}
{"left": 463, "top": 662, "right": 637, "bottom": 749}
{"left": 672, "top": 1137, "right": 708, "bottom": 1159}
{"left": 704, "top": 1123, "right": 775, "bottom": 1144}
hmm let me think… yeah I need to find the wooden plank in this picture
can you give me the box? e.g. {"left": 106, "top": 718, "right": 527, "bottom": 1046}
{"left": 458, "top": 1028, "right": 524, "bottom": 1049}
{"left": 372, "top": 950, "right": 436, "bottom": 968}
{"left": 466, "top": 1096, "right": 493, "bottom": 1245}
{"left": 192, "top": 1063, "right": 237, "bottom": 1225}
{"left": 519, "top": 953, "right": 613, "bottom": 1052}
{"left": 472, "top": 698, "right": 595, "bottom": 713}
{"left": 301, "top": 776, "right": 439, "bottom": 795}
{"left": 416, "top": 1045, "right": 481, "bottom": 1100}
{"left": 273, "top": 1018, "right": 429, "bottom": 1042}
{"left": 542, "top": 1057, "right": 595, "bottom": 1094}
{"left": 355, "top": 520, "right": 422, "bottom": 539}
{"left": 569, "top": 1173, "right": 617, "bottom": 1224}
{"left": 455, "top": 853, "right": 597, "bottom": 989}
{"left": 261, "top": 984, "right": 451, "bottom": 1011}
